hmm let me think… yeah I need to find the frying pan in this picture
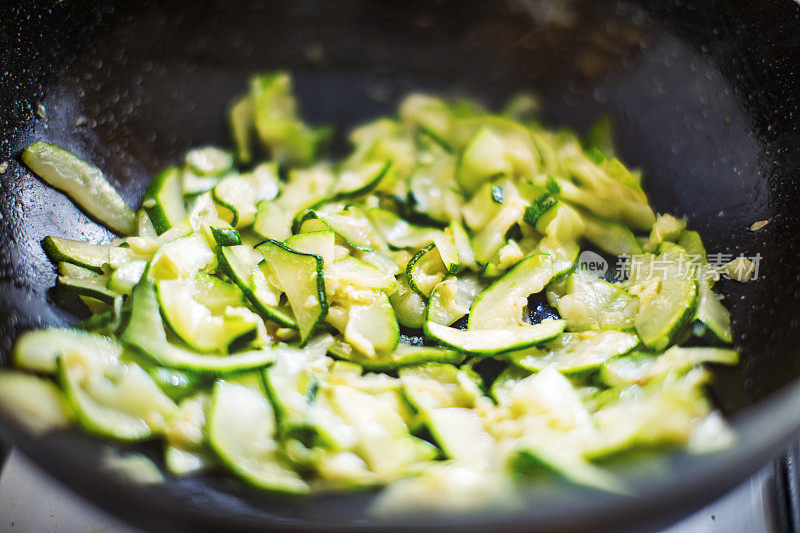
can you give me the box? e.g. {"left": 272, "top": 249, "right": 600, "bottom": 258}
{"left": 2, "top": 0, "right": 800, "bottom": 530}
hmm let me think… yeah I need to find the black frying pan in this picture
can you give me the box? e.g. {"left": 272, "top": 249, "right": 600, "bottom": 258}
{"left": 2, "top": 1, "right": 800, "bottom": 530}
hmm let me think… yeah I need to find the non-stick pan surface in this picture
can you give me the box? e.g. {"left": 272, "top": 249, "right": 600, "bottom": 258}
{"left": 2, "top": 1, "right": 800, "bottom": 530}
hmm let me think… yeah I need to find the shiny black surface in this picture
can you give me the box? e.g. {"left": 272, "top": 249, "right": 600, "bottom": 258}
{"left": 1, "top": 0, "right": 800, "bottom": 530}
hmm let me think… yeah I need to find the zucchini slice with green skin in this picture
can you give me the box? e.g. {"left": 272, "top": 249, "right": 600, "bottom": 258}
{"left": 142, "top": 167, "right": 187, "bottom": 235}
{"left": 337, "top": 291, "right": 400, "bottom": 357}
{"left": 211, "top": 163, "right": 280, "bottom": 228}
{"left": 251, "top": 72, "right": 329, "bottom": 167}
{"left": 22, "top": 141, "right": 137, "bottom": 235}
{"left": 506, "top": 330, "right": 640, "bottom": 375}
{"left": 424, "top": 274, "right": 486, "bottom": 333}
{"left": 57, "top": 262, "right": 118, "bottom": 304}
{"left": 471, "top": 195, "right": 527, "bottom": 265}
{"left": 424, "top": 319, "right": 565, "bottom": 355}
{"left": 156, "top": 277, "right": 259, "bottom": 353}
{"left": 284, "top": 230, "right": 336, "bottom": 265}
{"left": 599, "top": 346, "right": 739, "bottom": 387}
{"left": 628, "top": 249, "right": 698, "bottom": 351}
{"left": 41, "top": 236, "right": 110, "bottom": 273}
{"left": 331, "top": 160, "right": 392, "bottom": 200}
{"left": 326, "top": 257, "right": 397, "bottom": 294}
{"left": 107, "top": 260, "right": 147, "bottom": 295}
{"left": 209, "top": 226, "right": 242, "bottom": 247}
{"left": 148, "top": 233, "right": 216, "bottom": 281}
{"left": 469, "top": 253, "right": 571, "bottom": 329}
{"left": 547, "top": 271, "right": 639, "bottom": 332}
{"left": 456, "top": 128, "right": 512, "bottom": 195}
{"left": 298, "top": 205, "right": 382, "bottom": 251}
{"left": 525, "top": 197, "right": 585, "bottom": 243}
{"left": 261, "top": 338, "right": 355, "bottom": 451}
{"left": 121, "top": 283, "right": 277, "bottom": 373}
{"left": 185, "top": 147, "right": 234, "bottom": 177}
{"left": 0, "top": 372, "right": 73, "bottom": 434}
{"left": 462, "top": 181, "right": 504, "bottom": 231}
{"left": 182, "top": 169, "right": 223, "bottom": 198}
{"left": 229, "top": 94, "right": 255, "bottom": 164}
{"left": 388, "top": 276, "right": 427, "bottom": 329}
{"left": 580, "top": 210, "right": 643, "bottom": 257}
{"left": 509, "top": 446, "right": 623, "bottom": 493}
{"left": 367, "top": 208, "right": 439, "bottom": 250}
{"left": 328, "top": 340, "right": 463, "bottom": 371}
{"left": 253, "top": 201, "right": 293, "bottom": 241}
{"left": 215, "top": 246, "right": 296, "bottom": 328}
{"left": 693, "top": 278, "right": 733, "bottom": 344}
{"left": 57, "top": 354, "right": 178, "bottom": 442}
{"left": 207, "top": 378, "right": 310, "bottom": 494}
{"left": 406, "top": 243, "right": 447, "bottom": 298}
{"left": 256, "top": 239, "right": 327, "bottom": 344}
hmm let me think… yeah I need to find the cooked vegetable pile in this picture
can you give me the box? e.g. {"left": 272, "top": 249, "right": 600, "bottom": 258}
{"left": 1, "top": 72, "right": 740, "bottom": 510}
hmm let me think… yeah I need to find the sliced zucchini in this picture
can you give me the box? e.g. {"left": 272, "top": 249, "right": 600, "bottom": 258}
{"left": 506, "top": 330, "right": 639, "bottom": 374}
{"left": 301, "top": 204, "right": 383, "bottom": 251}
{"left": 285, "top": 230, "right": 336, "bottom": 265}
{"left": 209, "top": 226, "right": 242, "bottom": 247}
{"left": 185, "top": 147, "right": 234, "bottom": 177}
{"left": 600, "top": 346, "right": 739, "bottom": 387}
{"left": 471, "top": 195, "right": 527, "bottom": 265}
{"left": 367, "top": 208, "right": 439, "bottom": 250}
{"left": 181, "top": 167, "right": 223, "bottom": 198}
{"left": 469, "top": 253, "right": 570, "bottom": 329}
{"left": 328, "top": 340, "right": 463, "bottom": 371}
{"left": 321, "top": 379, "right": 436, "bottom": 478}
{"left": 22, "top": 141, "right": 137, "bottom": 235}
{"left": 229, "top": 94, "right": 255, "bottom": 164}
{"left": 525, "top": 196, "right": 584, "bottom": 242}
{"left": 424, "top": 274, "right": 486, "bottom": 330}
{"left": 509, "top": 446, "right": 622, "bottom": 493}
{"left": 207, "top": 378, "right": 309, "bottom": 494}
{"left": 0, "top": 372, "right": 73, "bottom": 434}
{"left": 547, "top": 271, "right": 638, "bottom": 332}
{"left": 325, "top": 257, "right": 397, "bottom": 294}
{"left": 694, "top": 278, "right": 733, "bottom": 344}
{"left": 216, "top": 245, "right": 297, "bottom": 327}
{"left": 41, "top": 236, "right": 110, "bottom": 273}
{"left": 335, "top": 291, "right": 399, "bottom": 357}
{"left": 256, "top": 239, "right": 327, "bottom": 343}
{"left": 251, "top": 72, "right": 328, "bottom": 167}
{"left": 388, "top": 276, "right": 427, "bottom": 329}
{"left": 449, "top": 221, "right": 477, "bottom": 272}
{"left": 406, "top": 243, "right": 448, "bottom": 298}
{"left": 253, "top": 200, "right": 293, "bottom": 241}
{"left": 424, "top": 319, "right": 565, "bottom": 355}
{"left": 399, "top": 363, "right": 485, "bottom": 411}
{"left": 148, "top": 233, "right": 215, "bottom": 281}
{"left": 462, "top": 181, "right": 504, "bottom": 231}
{"left": 57, "top": 262, "right": 118, "bottom": 304}
{"left": 580, "top": 211, "right": 643, "bottom": 257}
{"left": 456, "top": 128, "right": 512, "bottom": 195}
{"left": 57, "top": 353, "right": 178, "bottom": 442}
{"left": 332, "top": 160, "right": 392, "bottom": 199}
{"left": 211, "top": 163, "right": 280, "bottom": 227}
{"left": 627, "top": 249, "right": 698, "bottom": 351}
{"left": 121, "top": 283, "right": 277, "bottom": 373}
{"left": 142, "top": 167, "right": 187, "bottom": 235}
{"left": 107, "top": 260, "right": 147, "bottom": 294}
{"left": 261, "top": 338, "right": 352, "bottom": 452}
{"left": 156, "top": 277, "right": 258, "bottom": 353}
